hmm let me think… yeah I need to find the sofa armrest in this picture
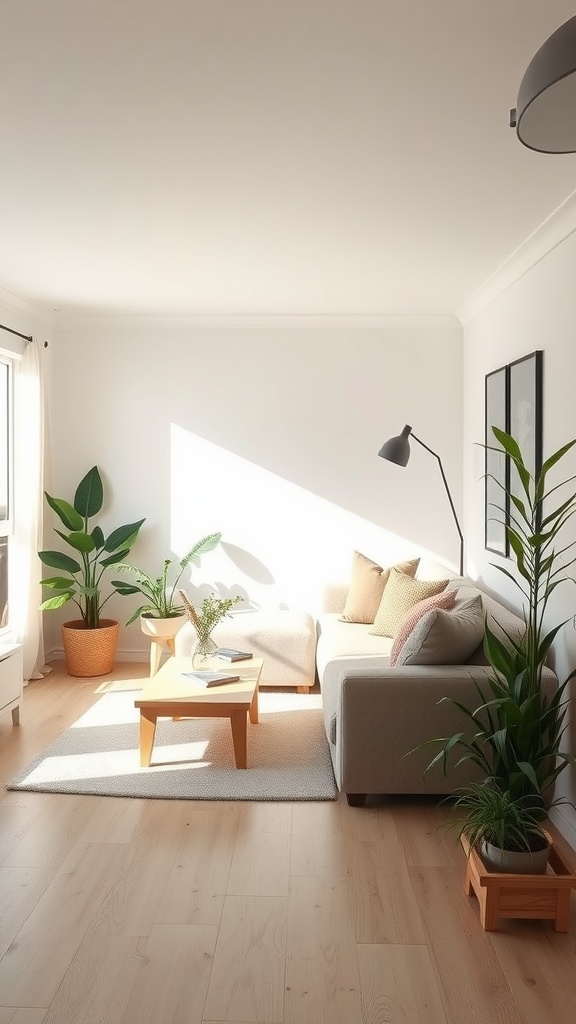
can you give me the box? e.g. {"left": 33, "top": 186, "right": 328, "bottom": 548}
{"left": 320, "top": 659, "right": 558, "bottom": 796}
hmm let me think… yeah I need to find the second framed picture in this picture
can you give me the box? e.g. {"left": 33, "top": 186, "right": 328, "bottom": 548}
{"left": 484, "top": 350, "right": 543, "bottom": 557}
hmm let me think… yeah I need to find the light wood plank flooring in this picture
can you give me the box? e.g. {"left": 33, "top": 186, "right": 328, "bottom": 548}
{"left": 1, "top": 662, "right": 576, "bottom": 1024}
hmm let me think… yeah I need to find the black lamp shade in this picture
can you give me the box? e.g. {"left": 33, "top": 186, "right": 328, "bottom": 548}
{"left": 513, "top": 15, "right": 576, "bottom": 153}
{"left": 377, "top": 424, "right": 412, "bottom": 467}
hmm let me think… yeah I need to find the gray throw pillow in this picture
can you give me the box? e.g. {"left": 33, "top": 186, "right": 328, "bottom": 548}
{"left": 394, "top": 595, "right": 485, "bottom": 666}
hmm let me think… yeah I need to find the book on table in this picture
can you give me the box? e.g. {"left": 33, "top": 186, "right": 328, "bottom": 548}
{"left": 181, "top": 670, "right": 240, "bottom": 687}
{"left": 215, "top": 647, "right": 254, "bottom": 662}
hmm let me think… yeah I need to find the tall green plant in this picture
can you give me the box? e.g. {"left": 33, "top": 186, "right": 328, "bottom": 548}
{"left": 423, "top": 428, "right": 576, "bottom": 810}
{"left": 39, "top": 466, "right": 145, "bottom": 629}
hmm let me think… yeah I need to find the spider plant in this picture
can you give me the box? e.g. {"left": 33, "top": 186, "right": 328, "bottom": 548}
{"left": 445, "top": 783, "right": 550, "bottom": 854}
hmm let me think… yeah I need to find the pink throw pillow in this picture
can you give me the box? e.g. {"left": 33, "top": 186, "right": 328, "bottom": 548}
{"left": 389, "top": 589, "right": 457, "bottom": 666}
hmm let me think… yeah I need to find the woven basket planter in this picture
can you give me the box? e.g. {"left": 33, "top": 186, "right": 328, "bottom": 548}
{"left": 61, "top": 619, "right": 119, "bottom": 677}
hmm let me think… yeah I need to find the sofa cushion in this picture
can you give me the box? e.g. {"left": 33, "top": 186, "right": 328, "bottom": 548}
{"left": 340, "top": 552, "right": 419, "bottom": 623}
{"left": 389, "top": 589, "right": 457, "bottom": 666}
{"left": 394, "top": 594, "right": 485, "bottom": 666}
{"left": 369, "top": 569, "right": 449, "bottom": 638}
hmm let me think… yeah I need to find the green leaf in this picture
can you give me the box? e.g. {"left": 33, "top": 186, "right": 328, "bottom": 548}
{"left": 74, "top": 466, "right": 104, "bottom": 518}
{"left": 65, "top": 531, "right": 96, "bottom": 553}
{"left": 40, "top": 592, "right": 73, "bottom": 610}
{"left": 540, "top": 439, "right": 576, "bottom": 479}
{"left": 44, "top": 494, "right": 83, "bottom": 531}
{"left": 38, "top": 550, "right": 82, "bottom": 574}
{"left": 91, "top": 526, "right": 105, "bottom": 549}
{"left": 111, "top": 582, "right": 142, "bottom": 596}
{"left": 179, "top": 532, "right": 222, "bottom": 569}
{"left": 100, "top": 548, "right": 131, "bottom": 567}
{"left": 40, "top": 576, "right": 76, "bottom": 590}
{"left": 104, "top": 519, "right": 145, "bottom": 553}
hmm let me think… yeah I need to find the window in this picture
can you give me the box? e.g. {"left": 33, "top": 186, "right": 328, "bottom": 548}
{"left": 0, "top": 357, "right": 13, "bottom": 628}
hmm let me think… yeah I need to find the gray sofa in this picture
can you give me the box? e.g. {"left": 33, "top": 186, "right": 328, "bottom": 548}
{"left": 316, "top": 566, "right": 558, "bottom": 805}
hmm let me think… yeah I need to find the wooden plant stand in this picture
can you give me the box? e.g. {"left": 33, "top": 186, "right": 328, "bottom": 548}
{"left": 461, "top": 826, "right": 576, "bottom": 932}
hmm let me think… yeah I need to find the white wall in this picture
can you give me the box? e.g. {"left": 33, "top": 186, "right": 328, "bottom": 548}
{"left": 46, "top": 322, "right": 462, "bottom": 657}
{"left": 462, "top": 231, "right": 576, "bottom": 845}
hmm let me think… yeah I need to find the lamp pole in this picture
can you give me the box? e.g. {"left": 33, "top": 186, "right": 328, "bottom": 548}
{"left": 410, "top": 432, "right": 464, "bottom": 577}
{"left": 378, "top": 424, "right": 465, "bottom": 577}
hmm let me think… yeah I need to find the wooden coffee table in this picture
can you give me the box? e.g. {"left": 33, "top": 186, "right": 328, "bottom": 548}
{"left": 134, "top": 656, "right": 263, "bottom": 769}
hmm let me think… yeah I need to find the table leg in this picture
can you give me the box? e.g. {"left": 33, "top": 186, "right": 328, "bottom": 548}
{"left": 150, "top": 641, "right": 163, "bottom": 677}
{"left": 249, "top": 685, "right": 259, "bottom": 724}
{"left": 230, "top": 709, "right": 248, "bottom": 768}
{"left": 139, "top": 708, "right": 158, "bottom": 766}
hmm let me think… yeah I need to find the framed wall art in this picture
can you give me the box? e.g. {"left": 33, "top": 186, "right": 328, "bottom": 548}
{"left": 484, "top": 363, "right": 509, "bottom": 556}
{"left": 484, "top": 350, "right": 543, "bottom": 558}
{"left": 508, "top": 350, "right": 543, "bottom": 482}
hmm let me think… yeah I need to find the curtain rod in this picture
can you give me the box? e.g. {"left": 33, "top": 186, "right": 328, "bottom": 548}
{"left": 0, "top": 323, "right": 33, "bottom": 342}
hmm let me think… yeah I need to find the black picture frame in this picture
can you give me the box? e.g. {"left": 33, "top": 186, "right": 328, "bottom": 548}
{"left": 508, "top": 350, "right": 543, "bottom": 484}
{"left": 485, "top": 364, "right": 509, "bottom": 556}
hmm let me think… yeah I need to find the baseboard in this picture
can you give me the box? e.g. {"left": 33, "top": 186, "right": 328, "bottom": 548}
{"left": 549, "top": 804, "right": 576, "bottom": 851}
{"left": 47, "top": 646, "right": 149, "bottom": 665}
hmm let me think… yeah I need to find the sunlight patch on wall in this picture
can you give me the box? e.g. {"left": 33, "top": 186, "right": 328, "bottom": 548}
{"left": 170, "top": 424, "right": 427, "bottom": 612}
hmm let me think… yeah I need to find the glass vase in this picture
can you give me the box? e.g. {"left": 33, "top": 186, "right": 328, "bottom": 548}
{"left": 192, "top": 634, "right": 218, "bottom": 669}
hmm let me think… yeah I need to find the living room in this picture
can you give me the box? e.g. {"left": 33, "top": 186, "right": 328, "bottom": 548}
{"left": 2, "top": 2, "right": 576, "bottom": 1021}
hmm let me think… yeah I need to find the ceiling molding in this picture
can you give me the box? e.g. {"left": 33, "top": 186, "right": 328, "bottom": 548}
{"left": 53, "top": 312, "right": 462, "bottom": 332}
{"left": 457, "top": 185, "right": 576, "bottom": 325}
{"left": 0, "top": 285, "right": 54, "bottom": 328}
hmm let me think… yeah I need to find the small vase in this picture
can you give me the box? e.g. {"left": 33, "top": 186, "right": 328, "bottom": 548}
{"left": 192, "top": 634, "right": 218, "bottom": 669}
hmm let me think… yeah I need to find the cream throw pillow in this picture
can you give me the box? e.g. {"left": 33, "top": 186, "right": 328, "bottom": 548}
{"left": 369, "top": 569, "right": 449, "bottom": 638}
{"left": 340, "top": 552, "right": 420, "bottom": 624}
{"left": 389, "top": 589, "right": 457, "bottom": 666}
{"left": 394, "top": 594, "right": 485, "bottom": 666}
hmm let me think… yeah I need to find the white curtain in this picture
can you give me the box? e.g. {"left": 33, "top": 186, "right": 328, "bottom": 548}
{"left": 12, "top": 338, "right": 49, "bottom": 679}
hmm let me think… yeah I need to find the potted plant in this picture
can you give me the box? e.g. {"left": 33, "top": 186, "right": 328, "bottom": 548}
{"left": 446, "top": 783, "right": 552, "bottom": 874}
{"left": 179, "top": 589, "right": 243, "bottom": 667}
{"left": 109, "top": 532, "right": 222, "bottom": 644}
{"left": 421, "top": 428, "right": 576, "bottom": 867}
{"left": 39, "top": 466, "right": 145, "bottom": 677}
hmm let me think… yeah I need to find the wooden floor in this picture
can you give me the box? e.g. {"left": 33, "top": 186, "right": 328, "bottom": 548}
{"left": 1, "top": 663, "right": 576, "bottom": 1024}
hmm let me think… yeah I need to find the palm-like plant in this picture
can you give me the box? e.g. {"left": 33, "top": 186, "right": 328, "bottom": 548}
{"left": 424, "top": 428, "right": 576, "bottom": 812}
{"left": 110, "top": 532, "right": 222, "bottom": 624}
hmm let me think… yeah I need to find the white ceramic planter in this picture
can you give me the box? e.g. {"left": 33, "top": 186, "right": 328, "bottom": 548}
{"left": 140, "top": 613, "right": 188, "bottom": 640}
{"left": 480, "top": 838, "right": 550, "bottom": 875}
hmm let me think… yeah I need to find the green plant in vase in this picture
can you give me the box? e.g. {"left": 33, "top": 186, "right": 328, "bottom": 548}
{"left": 179, "top": 589, "right": 243, "bottom": 665}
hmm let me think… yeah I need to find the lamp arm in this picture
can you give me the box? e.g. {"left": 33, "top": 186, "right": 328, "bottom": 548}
{"left": 411, "top": 432, "right": 464, "bottom": 576}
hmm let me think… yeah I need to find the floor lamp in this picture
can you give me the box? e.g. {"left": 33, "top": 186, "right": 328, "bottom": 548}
{"left": 378, "top": 424, "right": 464, "bottom": 577}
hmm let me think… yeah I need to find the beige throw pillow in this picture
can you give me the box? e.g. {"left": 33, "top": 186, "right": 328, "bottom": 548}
{"left": 369, "top": 569, "right": 449, "bottom": 638}
{"left": 340, "top": 552, "right": 419, "bottom": 624}
{"left": 389, "top": 589, "right": 457, "bottom": 666}
{"left": 394, "top": 594, "right": 485, "bottom": 666}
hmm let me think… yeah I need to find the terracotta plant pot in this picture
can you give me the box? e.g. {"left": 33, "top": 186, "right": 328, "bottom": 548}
{"left": 61, "top": 619, "right": 119, "bottom": 677}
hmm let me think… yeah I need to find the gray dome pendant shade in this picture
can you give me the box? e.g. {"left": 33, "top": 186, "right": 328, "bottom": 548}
{"left": 510, "top": 15, "right": 576, "bottom": 153}
{"left": 378, "top": 425, "right": 464, "bottom": 576}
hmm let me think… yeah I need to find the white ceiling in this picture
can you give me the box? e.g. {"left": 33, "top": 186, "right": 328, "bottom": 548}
{"left": 2, "top": 0, "right": 576, "bottom": 319}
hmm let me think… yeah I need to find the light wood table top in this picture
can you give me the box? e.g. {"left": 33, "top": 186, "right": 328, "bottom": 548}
{"left": 134, "top": 656, "right": 263, "bottom": 769}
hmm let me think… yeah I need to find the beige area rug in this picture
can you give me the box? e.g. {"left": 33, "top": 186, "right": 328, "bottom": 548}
{"left": 7, "top": 688, "right": 337, "bottom": 801}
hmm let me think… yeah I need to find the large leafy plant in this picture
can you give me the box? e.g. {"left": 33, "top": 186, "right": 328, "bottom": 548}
{"left": 110, "top": 532, "right": 222, "bottom": 624}
{"left": 424, "top": 428, "right": 576, "bottom": 813}
{"left": 39, "top": 466, "right": 145, "bottom": 629}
